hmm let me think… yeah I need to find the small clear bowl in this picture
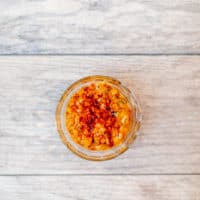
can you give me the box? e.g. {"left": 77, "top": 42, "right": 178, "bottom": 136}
{"left": 56, "top": 75, "right": 142, "bottom": 161}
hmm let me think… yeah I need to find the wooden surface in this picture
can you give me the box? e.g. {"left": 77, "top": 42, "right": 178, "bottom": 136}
{"left": 0, "top": 56, "right": 200, "bottom": 175}
{"left": 0, "top": 0, "right": 200, "bottom": 54}
{"left": 0, "top": 176, "right": 200, "bottom": 200}
{"left": 1, "top": 0, "right": 200, "bottom": 199}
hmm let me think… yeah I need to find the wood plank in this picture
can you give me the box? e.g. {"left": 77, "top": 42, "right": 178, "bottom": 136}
{"left": 0, "top": 175, "right": 200, "bottom": 200}
{"left": 0, "top": 0, "right": 200, "bottom": 54}
{"left": 0, "top": 56, "right": 200, "bottom": 174}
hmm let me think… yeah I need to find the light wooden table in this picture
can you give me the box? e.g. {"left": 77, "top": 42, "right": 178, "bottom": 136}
{"left": 0, "top": 1, "right": 200, "bottom": 199}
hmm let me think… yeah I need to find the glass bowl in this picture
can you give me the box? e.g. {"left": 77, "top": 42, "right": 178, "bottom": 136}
{"left": 56, "top": 75, "right": 142, "bottom": 161}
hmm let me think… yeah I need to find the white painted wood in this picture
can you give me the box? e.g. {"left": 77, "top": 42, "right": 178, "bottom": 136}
{"left": 0, "top": 0, "right": 200, "bottom": 54}
{"left": 0, "top": 175, "right": 200, "bottom": 200}
{"left": 0, "top": 56, "right": 200, "bottom": 174}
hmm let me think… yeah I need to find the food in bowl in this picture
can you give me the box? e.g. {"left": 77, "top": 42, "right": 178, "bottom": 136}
{"left": 66, "top": 82, "right": 131, "bottom": 150}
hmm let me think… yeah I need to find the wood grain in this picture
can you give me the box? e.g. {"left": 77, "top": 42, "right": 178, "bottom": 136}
{"left": 0, "top": 175, "right": 200, "bottom": 200}
{"left": 0, "top": 0, "right": 200, "bottom": 54}
{"left": 0, "top": 56, "right": 200, "bottom": 174}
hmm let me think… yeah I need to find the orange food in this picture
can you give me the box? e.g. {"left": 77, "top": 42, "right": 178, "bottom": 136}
{"left": 66, "top": 82, "right": 132, "bottom": 150}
